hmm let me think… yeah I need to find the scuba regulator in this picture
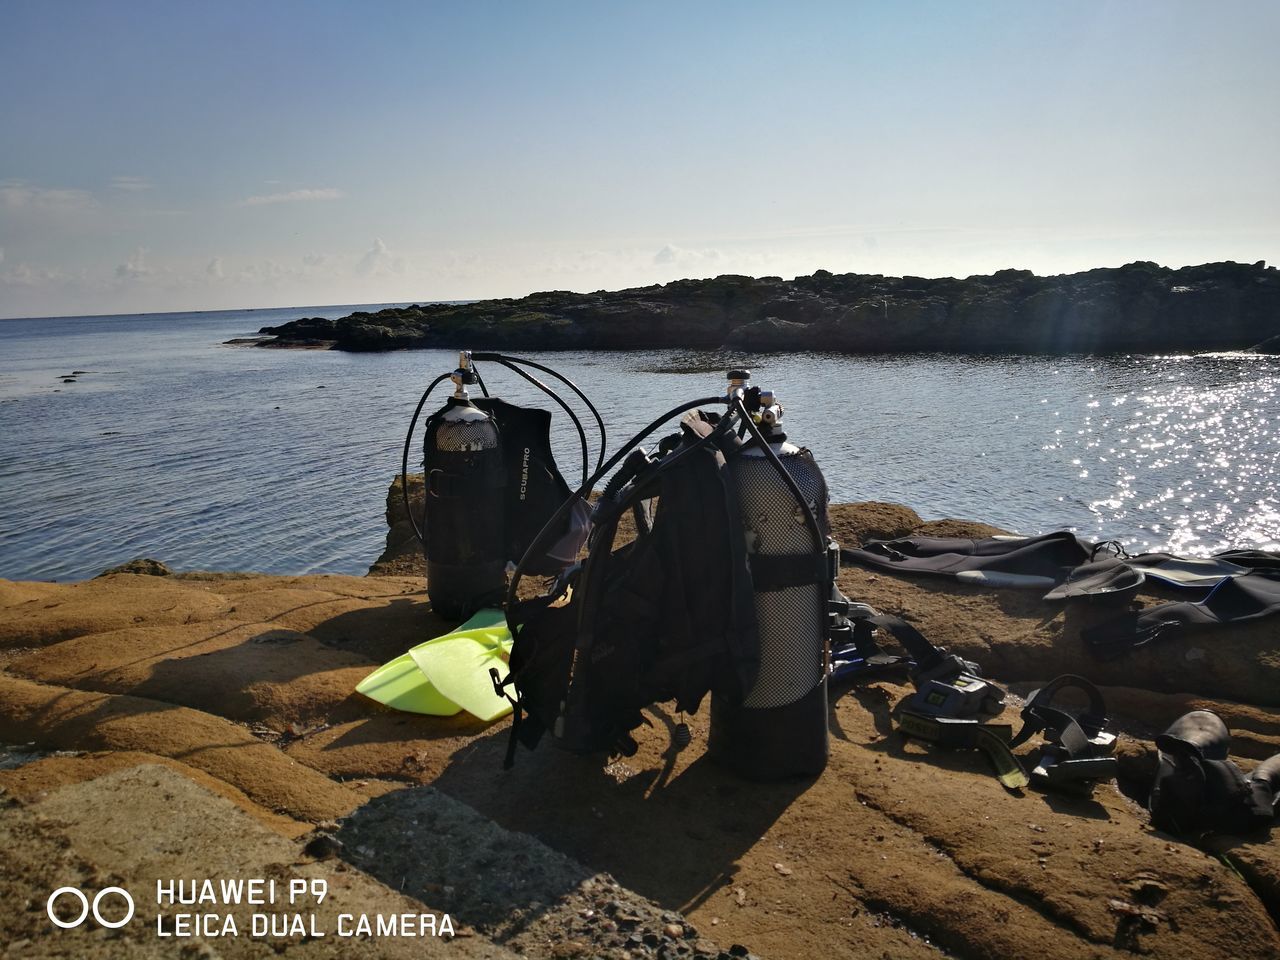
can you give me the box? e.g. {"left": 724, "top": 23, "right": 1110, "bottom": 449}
{"left": 499, "top": 367, "right": 836, "bottom": 780}
{"left": 402, "top": 350, "right": 602, "bottom": 620}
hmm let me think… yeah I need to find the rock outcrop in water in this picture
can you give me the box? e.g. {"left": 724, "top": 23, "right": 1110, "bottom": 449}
{"left": 256, "top": 260, "right": 1280, "bottom": 354}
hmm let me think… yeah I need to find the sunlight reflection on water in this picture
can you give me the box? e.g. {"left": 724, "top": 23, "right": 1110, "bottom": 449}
{"left": 1, "top": 312, "right": 1276, "bottom": 580}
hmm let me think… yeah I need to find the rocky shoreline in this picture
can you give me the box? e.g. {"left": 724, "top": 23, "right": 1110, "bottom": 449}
{"left": 3, "top": 491, "right": 1280, "bottom": 958}
{"left": 251, "top": 260, "right": 1280, "bottom": 355}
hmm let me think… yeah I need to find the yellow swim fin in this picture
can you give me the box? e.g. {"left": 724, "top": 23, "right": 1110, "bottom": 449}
{"left": 355, "top": 608, "right": 507, "bottom": 716}
{"left": 409, "top": 615, "right": 514, "bottom": 722}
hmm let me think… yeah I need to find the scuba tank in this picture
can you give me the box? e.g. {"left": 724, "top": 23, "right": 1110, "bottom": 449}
{"left": 423, "top": 353, "right": 506, "bottom": 619}
{"left": 403, "top": 350, "right": 603, "bottom": 621}
{"left": 709, "top": 370, "right": 832, "bottom": 779}
{"left": 498, "top": 367, "right": 829, "bottom": 774}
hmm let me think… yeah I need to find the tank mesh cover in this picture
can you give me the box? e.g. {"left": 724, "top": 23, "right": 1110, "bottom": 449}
{"left": 434, "top": 418, "right": 499, "bottom": 452}
{"left": 733, "top": 450, "right": 828, "bottom": 709}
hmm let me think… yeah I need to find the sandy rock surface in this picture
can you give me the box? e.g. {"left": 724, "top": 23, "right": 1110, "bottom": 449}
{"left": 1, "top": 503, "right": 1278, "bottom": 958}
{"left": 2, "top": 764, "right": 516, "bottom": 959}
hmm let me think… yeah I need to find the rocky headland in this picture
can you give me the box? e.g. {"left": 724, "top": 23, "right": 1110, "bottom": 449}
{"left": 253, "top": 260, "right": 1280, "bottom": 354}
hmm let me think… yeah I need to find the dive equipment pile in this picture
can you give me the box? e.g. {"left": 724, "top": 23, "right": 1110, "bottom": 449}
{"left": 349, "top": 350, "right": 1280, "bottom": 845}
{"left": 836, "top": 609, "right": 1024, "bottom": 789}
{"left": 844, "top": 532, "right": 1280, "bottom": 659}
{"left": 498, "top": 370, "right": 833, "bottom": 779}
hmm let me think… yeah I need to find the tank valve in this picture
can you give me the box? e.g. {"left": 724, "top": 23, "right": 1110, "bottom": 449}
{"left": 451, "top": 350, "right": 477, "bottom": 399}
{"left": 726, "top": 369, "right": 752, "bottom": 401}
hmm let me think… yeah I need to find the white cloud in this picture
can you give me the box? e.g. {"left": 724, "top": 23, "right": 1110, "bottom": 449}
{"left": 2, "top": 263, "right": 36, "bottom": 286}
{"left": 0, "top": 180, "right": 97, "bottom": 212}
{"left": 111, "top": 176, "right": 152, "bottom": 192}
{"left": 355, "top": 238, "right": 405, "bottom": 277}
{"left": 238, "top": 260, "right": 283, "bottom": 282}
{"left": 0, "top": 260, "right": 69, "bottom": 288}
{"left": 0, "top": 247, "right": 4, "bottom": 264}
{"left": 653, "top": 243, "right": 724, "bottom": 268}
{"left": 206, "top": 257, "right": 224, "bottom": 279}
{"left": 236, "top": 188, "right": 345, "bottom": 207}
{"left": 115, "top": 247, "right": 153, "bottom": 281}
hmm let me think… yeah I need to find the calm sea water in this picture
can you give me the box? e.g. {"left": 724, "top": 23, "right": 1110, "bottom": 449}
{"left": 1, "top": 306, "right": 1277, "bottom": 581}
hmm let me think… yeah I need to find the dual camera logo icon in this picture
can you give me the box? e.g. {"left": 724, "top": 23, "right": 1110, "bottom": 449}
{"left": 46, "top": 886, "right": 135, "bottom": 929}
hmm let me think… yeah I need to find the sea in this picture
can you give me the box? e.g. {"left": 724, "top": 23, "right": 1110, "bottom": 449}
{"left": 1, "top": 305, "right": 1277, "bottom": 582}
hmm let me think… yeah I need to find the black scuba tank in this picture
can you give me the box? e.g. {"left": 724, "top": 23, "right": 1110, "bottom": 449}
{"left": 406, "top": 350, "right": 602, "bottom": 620}
{"left": 423, "top": 354, "right": 507, "bottom": 619}
{"left": 710, "top": 372, "right": 831, "bottom": 779}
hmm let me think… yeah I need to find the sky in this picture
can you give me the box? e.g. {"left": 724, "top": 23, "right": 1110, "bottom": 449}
{"left": 1, "top": 0, "right": 1278, "bottom": 319}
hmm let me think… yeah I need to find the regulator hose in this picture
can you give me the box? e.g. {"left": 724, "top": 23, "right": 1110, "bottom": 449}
{"left": 400, "top": 353, "right": 600, "bottom": 546}
{"left": 400, "top": 372, "right": 452, "bottom": 546}
{"left": 472, "top": 353, "right": 606, "bottom": 476}
{"left": 478, "top": 356, "right": 590, "bottom": 487}
{"left": 504, "top": 394, "right": 728, "bottom": 635}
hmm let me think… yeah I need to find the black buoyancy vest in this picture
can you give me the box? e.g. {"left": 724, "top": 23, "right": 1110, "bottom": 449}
{"left": 423, "top": 397, "right": 588, "bottom": 577}
{"left": 502, "top": 411, "right": 760, "bottom": 760}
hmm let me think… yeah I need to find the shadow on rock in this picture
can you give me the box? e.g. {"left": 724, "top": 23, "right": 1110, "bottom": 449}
{"left": 334, "top": 783, "right": 759, "bottom": 958}
{"left": 336, "top": 784, "right": 593, "bottom": 939}
{"left": 428, "top": 708, "right": 813, "bottom": 916}
{"left": 306, "top": 597, "right": 452, "bottom": 664}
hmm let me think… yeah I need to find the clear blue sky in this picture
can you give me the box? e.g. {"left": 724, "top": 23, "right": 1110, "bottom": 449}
{"left": 2, "top": 0, "right": 1277, "bottom": 318}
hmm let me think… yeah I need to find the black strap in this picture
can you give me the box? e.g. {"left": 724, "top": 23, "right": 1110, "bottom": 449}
{"left": 1009, "top": 674, "right": 1109, "bottom": 754}
{"left": 1008, "top": 676, "right": 1118, "bottom": 790}
{"left": 502, "top": 688, "right": 521, "bottom": 770}
{"left": 866, "top": 613, "right": 947, "bottom": 673}
{"left": 850, "top": 618, "right": 881, "bottom": 657}
{"left": 487, "top": 665, "right": 524, "bottom": 771}
{"left": 749, "top": 552, "right": 829, "bottom": 591}
{"left": 427, "top": 467, "right": 506, "bottom": 498}
{"left": 1083, "top": 615, "right": 1182, "bottom": 660}
{"left": 895, "top": 712, "right": 1028, "bottom": 790}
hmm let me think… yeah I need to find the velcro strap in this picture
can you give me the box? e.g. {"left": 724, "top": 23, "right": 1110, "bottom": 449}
{"left": 748, "top": 552, "right": 829, "bottom": 591}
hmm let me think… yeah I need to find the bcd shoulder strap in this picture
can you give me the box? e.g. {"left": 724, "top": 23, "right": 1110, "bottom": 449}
{"left": 501, "top": 411, "right": 759, "bottom": 763}
{"left": 472, "top": 397, "right": 589, "bottom": 575}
